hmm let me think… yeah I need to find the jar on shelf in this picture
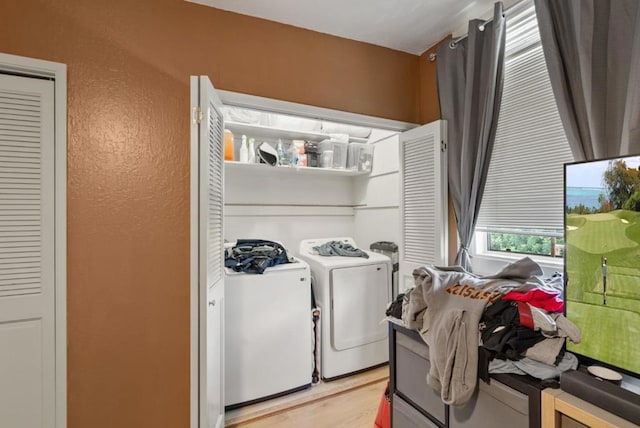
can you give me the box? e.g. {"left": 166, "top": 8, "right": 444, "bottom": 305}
{"left": 224, "top": 129, "right": 235, "bottom": 161}
{"left": 304, "top": 141, "right": 320, "bottom": 167}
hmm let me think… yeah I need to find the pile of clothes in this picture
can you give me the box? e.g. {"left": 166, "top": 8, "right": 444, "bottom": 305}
{"left": 400, "top": 257, "right": 580, "bottom": 406}
{"left": 224, "top": 239, "right": 292, "bottom": 274}
{"left": 312, "top": 240, "right": 369, "bottom": 258}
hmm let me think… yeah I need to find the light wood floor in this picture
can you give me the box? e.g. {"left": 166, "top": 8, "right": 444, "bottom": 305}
{"left": 226, "top": 365, "right": 388, "bottom": 428}
{"left": 233, "top": 379, "right": 387, "bottom": 428}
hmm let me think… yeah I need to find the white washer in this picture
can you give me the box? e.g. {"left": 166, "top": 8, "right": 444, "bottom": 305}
{"left": 224, "top": 258, "right": 312, "bottom": 408}
{"left": 297, "top": 237, "right": 391, "bottom": 380}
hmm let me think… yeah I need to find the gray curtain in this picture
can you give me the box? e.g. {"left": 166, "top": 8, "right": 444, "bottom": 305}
{"left": 535, "top": 0, "right": 640, "bottom": 160}
{"left": 437, "top": 2, "right": 506, "bottom": 270}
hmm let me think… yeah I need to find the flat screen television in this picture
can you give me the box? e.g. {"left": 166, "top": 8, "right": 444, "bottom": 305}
{"left": 564, "top": 154, "right": 640, "bottom": 383}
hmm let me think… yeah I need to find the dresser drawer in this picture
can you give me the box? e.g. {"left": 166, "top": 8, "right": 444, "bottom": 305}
{"left": 449, "top": 378, "right": 529, "bottom": 428}
{"left": 395, "top": 332, "right": 446, "bottom": 424}
{"left": 393, "top": 394, "right": 440, "bottom": 428}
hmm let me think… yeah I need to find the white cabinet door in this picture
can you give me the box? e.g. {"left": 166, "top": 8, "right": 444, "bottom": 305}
{"left": 191, "top": 76, "right": 225, "bottom": 428}
{"left": 0, "top": 74, "right": 55, "bottom": 427}
{"left": 399, "top": 120, "right": 448, "bottom": 291}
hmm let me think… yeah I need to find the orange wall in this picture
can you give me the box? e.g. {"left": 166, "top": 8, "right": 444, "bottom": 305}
{"left": 0, "top": 0, "right": 423, "bottom": 427}
{"left": 419, "top": 44, "right": 441, "bottom": 124}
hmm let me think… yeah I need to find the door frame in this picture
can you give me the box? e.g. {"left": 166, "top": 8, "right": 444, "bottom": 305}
{"left": 190, "top": 78, "right": 199, "bottom": 428}
{"left": 0, "top": 52, "right": 67, "bottom": 428}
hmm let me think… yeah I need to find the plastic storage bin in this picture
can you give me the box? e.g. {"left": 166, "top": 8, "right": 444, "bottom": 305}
{"left": 347, "top": 142, "right": 374, "bottom": 172}
{"left": 319, "top": 139, "right": 348, "bottom": 169}
{"left": 332, "top": 141, "right": 348, "bottom": 169}
{"left": 319, "top": 140, "right": 332, "bottom": 168}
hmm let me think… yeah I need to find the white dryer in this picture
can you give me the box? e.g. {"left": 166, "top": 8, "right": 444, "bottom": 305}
{"left": 297, "top": 237, "right": 391, "bottom": 380}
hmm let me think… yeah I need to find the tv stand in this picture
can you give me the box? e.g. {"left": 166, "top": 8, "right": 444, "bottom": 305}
{"left": 558, "top": 368, "right": 640, "bottom": 425}
{"left": 542, "top": 388, "right": 638, "bottom": 428}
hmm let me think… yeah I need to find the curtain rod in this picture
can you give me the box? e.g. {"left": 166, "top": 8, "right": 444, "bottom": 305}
{"left": 427, "top": 0, "right": 531, "bottom": 62}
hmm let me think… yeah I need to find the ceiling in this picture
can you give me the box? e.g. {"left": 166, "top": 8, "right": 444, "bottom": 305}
{"left": 187, "top": 0, "right": 503, "bottom": 55}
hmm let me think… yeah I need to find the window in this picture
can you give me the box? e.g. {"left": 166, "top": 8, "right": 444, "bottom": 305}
{"left": 473, "top": 1, "right": 574, "bottom": 270}
{"left": 486, "top": 230, "right": 564, "bottom": 258}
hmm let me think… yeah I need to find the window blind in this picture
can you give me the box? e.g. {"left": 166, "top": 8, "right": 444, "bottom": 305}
{"left": 476, "top": 2, "right": 574, "bottom": 231}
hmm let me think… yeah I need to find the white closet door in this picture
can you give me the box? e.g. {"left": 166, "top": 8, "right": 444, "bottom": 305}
{"left": 191, "top": 76, "right": 225, "bottom": 428}
{"left": 0, "top": 74, "right": 55, "bottom": 427}
{"left": 399, "top": 120, "right": 448, "bottom": 291}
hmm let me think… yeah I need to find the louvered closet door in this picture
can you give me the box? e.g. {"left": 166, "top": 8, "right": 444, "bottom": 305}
{"left": 199, "top": 78, "right": 224, "bottom": 297}
{"left": 399, "top": 120, "right": 448, "bottom": 291}
{"left": 0, "top": 74, "right": 55, "bottom": 427}
{"left": 191, "top": 76, "right": 225, "bottom": 428}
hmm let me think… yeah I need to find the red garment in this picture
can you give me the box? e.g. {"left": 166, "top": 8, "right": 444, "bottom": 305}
{"left": 503, "top": 288, "right": 564, "bottom": 313}
{"left": 374, "top": 383, "right": 391, "bottom": 428}
{"left": 516, "top": 301, "right": 535, "bottom": 329}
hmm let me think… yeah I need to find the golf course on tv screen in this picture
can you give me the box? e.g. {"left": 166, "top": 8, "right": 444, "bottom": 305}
{"left": 565, "top": 156, "right": 640, "bottom": 375}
